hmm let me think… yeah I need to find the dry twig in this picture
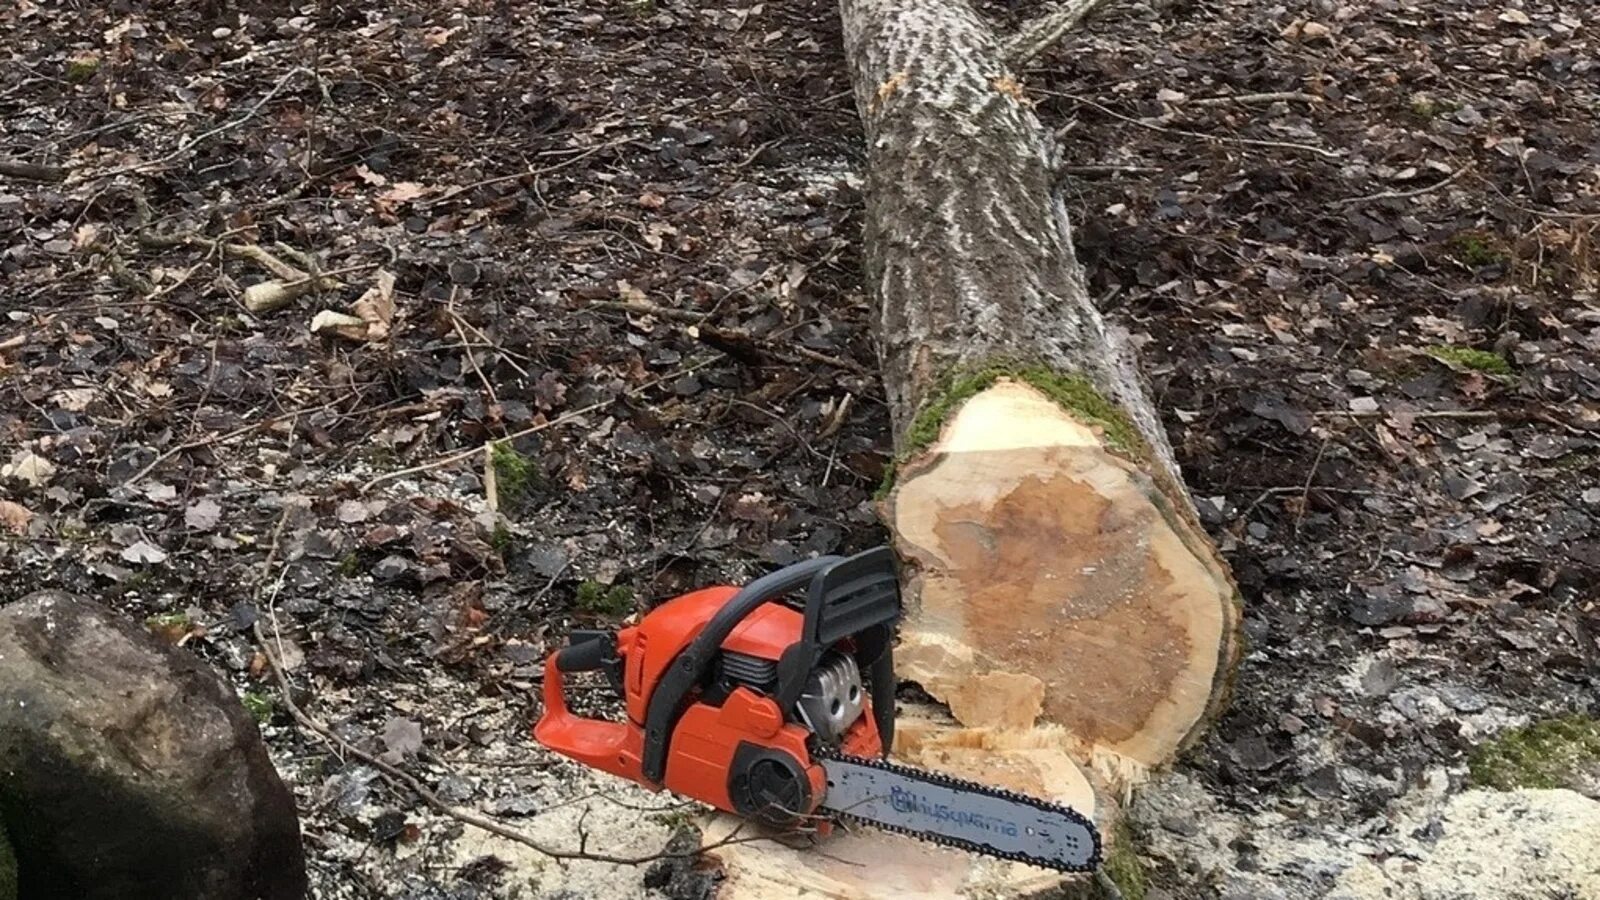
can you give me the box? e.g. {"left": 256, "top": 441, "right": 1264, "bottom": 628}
{"left": 1189, "top": 91, "right": 1321, "bottom": 107}
{"left": 1334, "top": 167, "right": 1470, "bottom": 208}
{"left": 92, "top": 67, "right": 315, "bottom": 179}
{"left": 1004, "top": 0, "right": 1112, "bottom": 66}
{"left": 588, "top": 300, "right": 872, "bottom": 376}
{"left": 0, "top": 158, "right": 67, "bottom": 182}
{"left": 360, "top": 357, "right": 720, "bottom": 493}
{"left": 1040, "top": 89, "right": 1345, "bottom": 160}
{"left": 122, "top": 393, "right": 356, "bottom": 485}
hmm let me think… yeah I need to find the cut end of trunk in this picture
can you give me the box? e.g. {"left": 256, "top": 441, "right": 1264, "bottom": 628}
{"left": 886, "top": 378, "right": 1238, "bottom": 775}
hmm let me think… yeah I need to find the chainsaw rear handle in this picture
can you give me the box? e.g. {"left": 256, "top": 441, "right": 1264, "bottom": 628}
{"left": 554, "top": 632, "right": 613, "bottom": 673}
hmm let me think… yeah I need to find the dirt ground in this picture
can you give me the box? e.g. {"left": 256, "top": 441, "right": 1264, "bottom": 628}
{"left": 2, "top": 0, "right": 1597, "bottom": 897}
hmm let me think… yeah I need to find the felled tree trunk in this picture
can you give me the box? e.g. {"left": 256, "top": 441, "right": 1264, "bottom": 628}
{"left": 707, "top": 0, "right": 1241, "bottom": 896}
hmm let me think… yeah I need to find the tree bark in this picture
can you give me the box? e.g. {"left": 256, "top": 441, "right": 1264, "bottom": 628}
{"left": 706, "top": 0, "right": 1240, "bottom": 895}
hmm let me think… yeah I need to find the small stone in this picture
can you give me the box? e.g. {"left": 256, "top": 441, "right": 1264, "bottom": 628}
{"left": 1161, "top": 813, "right": 1201, "bottom": 836}
{"left": 490, "top": 794, "right": 541, "bottom": 817}
{"left": 1361, "top": 658, "right": 1401, "bottom": 696}
{"left": 373, "top": 555, "right": 411, "bottom": 582}
{"left": 435, "top": 775, "right": 475, "bottom": 803}
{"left": 1437, "top": 684, "right": 1490, "bottom": 713}
{"left": 301, "top": 530, "right": 345, "bottom": 559}
{"left": 1349, "top": 396, "right": 1380, "bottom": 413}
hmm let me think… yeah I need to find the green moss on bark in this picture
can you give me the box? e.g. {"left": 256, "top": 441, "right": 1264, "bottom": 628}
{"left": 878, "top": 361, "right": 1149, "bottom": 498}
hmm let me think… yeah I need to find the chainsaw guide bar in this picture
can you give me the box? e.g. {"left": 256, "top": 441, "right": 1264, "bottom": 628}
{"left": 816, "top": 749, "right": 1102, "bottom": 873}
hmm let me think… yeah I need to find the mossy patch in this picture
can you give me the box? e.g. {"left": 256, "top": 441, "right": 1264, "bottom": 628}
{"left": 1448, "top": 231, "right": 1508, "bottom": 267}
{"left": 1101, "top": 819, "right": 1147, "bottom": 900}
{"left": 144, "top": 611, "right": 191, "bottom": 643}
{"left": 878, "top": 361, "right": 1148, "bottom": 498}
{"left": 1426, "top": 345, "right": 1512, "bottom": 376}
{"left": 1469, "top": 714, "right": 1600, "bottom": 791}
{"left": 241, "top": 690, "right": 276, "bottom": 725}
{"left": 646, "top": 807, "right": 700, "bottom": 831}
{"left": 1409, "top": 94, "right": 1459, "bottom": 120}
{"left": 490, "top": 521, "right": 516, "bottom": 556}
{"left": 492, "top": 441, "right": 541, "bottom": 509}
{"left": 65, "top": 53, "right": 100, "bottom": 83}
{"left": 575, "top": 581, "right": 635, "bottom": 617}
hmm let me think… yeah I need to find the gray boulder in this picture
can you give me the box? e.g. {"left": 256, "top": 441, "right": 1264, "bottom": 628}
{"left": 0, "top": 590, "right": 307, "bottom": 900}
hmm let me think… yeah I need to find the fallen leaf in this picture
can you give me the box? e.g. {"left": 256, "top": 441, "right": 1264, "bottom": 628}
{"left": 3, "top": 450, "right": 55, "bottom": 487}
{"left": 52, "top": 387, "right": 96, "bottom": 411}
{"left": 381, "top": 182, "right": 427, "bottom": 205}
{"left": 337, "top": 499, "right": 371, "bottom": 523}
{"left": 349, "top": 269, "right": 397, "bottom": 341}
{"left": 381, "top": 717, "right": 424, "bottom": 763}
{"left": 121, "top": 540, "right": 169, "bottom": 565}
{"left": 186, "top": 497, "right": 223, "bottom": 531}
{"left": 0, "top": 499, "right": 34, "bottom": 534}
{"left": 1498, "top": 8, "right": 1531, "bottom": 25}
{"left": 310, "top": 309, "right": 369, "bottom": 341}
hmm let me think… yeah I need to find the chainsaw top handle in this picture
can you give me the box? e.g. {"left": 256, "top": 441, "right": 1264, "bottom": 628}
{"left": 639, "top": 547, "right": 900, "bottom": 784}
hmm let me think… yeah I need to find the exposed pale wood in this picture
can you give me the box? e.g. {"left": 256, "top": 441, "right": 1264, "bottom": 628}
{"left": 891, "top": 381, "right": 1236, "bottom": 778}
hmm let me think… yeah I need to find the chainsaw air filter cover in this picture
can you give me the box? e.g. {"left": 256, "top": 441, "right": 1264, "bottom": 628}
{"left": 795, "top": 650, "right": 864, "bottom": 743}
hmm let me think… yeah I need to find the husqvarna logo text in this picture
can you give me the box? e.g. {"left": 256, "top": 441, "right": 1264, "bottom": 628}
{"left": 889, "top": 785, "right": 1021, "bottom": 837}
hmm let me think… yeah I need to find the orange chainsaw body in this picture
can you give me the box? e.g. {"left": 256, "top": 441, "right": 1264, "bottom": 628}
{"left": 535, "top": 550, "right": 899, "bottom": 825}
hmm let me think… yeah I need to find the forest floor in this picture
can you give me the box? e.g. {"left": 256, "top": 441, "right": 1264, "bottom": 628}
{"left": 2, "top": 0, "right": 1598, "bottom": 898}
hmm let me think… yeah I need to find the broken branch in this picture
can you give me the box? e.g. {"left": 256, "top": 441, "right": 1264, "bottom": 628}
{"left": 359, "top": 357, "right": 720, "bottom": 494}
{"left": 0, "top": 159, "right": 68, "bottom": 182}
{"left": 1003, "top": 0, "right": 1110, "bottom": 67}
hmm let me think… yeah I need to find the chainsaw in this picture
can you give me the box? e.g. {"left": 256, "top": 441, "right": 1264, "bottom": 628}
{"left": 534, "top": 547, "right": 1101, "bottom": 872}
